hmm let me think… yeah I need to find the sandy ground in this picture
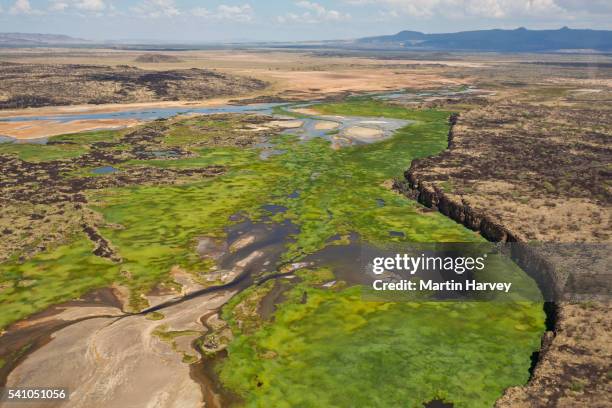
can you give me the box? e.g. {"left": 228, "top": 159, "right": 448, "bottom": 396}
{"left": 6, "top": 289, "right": 235, "bottom": 408}
{"left": 0, "top": 48, "right": 486, "bottom": 73}
{"left": 11, "top": 306, "right": 123, "bottom": 330}
{"left": 267, "top": 120, "right": 304, "bottom": 129}
{"left": 0, "top": 49, "right": 471, "bottom": 139}
{"left": 0, "top": 98, "right": 239, "bottom": 119}
{"left": 314, "top": 120, "right": 340, "bottom": 130}
{"left": 343, "top": 126, "right": 384, "bottom": 140}
{"left": 255, "top": 69, "right": 461, "bottom": 98}
{"left": 292, "top": 108, "right": 320, "bottom": 116}
{"left": 0, "top": 119, "right": 140, "bottom": 140}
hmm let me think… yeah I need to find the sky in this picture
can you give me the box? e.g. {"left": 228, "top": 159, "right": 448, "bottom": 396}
{"left": 0, "top": 0, "right": 611, "bottom": 42}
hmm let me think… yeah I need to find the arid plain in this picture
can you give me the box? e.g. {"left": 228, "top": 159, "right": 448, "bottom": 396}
{"left": 0, "top": 47, "right": 610, "bottom": 407}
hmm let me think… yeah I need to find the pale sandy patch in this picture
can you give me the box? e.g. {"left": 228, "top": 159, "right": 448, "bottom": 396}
{"left": 6, "top": 290, "right": 235, "bottom": 408}
{"left": 0, "top": 97, "right": 239, "bottom": 119}
{"left": 229, "top": 234, "right": 256, "bottom": 252}
{"left": 11, "top": 307, "right": 123, "bottom": 329}
{"left": 242, "top": 124, "right": 271, "bottom": 132}
{"left": 360, "top": 120, "right": 389, "bottom": 124}
{"left": 171, "top": 266, "right": 206, "bottom": 296}
{"left": 268, "top": 120, "right": 303, "bottom": 129}
{"left": 251, "top": 69, "right": 463, "bottom": 98}
{"left": 314, "top": 120, "right": 339, "bottom": 130}
{"left": 344, "top": 126, "right": 384, "bottom": 140}
{"left": 292, "top": 107, "right": 320, "bottom": 116}
{"left": 568, "top": 88, "right": 603, "bottom": 93}
{"left": 0, "top": 119, "right": 140, "bottom": 140}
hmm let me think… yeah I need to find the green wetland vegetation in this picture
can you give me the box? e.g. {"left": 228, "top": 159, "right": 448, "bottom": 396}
{"left": 0, "top": 98, "right": 545, "bottom": 407}
{"left": 0, "top": 129, "right": 124, "bottom": 162}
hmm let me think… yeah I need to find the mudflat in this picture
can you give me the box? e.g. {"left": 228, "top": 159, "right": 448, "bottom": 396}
{"left": 0, "top": 119, "right": 140, "bottom": 140}
{"left": 6, "top": 290, "right": 234, "bottom": 408}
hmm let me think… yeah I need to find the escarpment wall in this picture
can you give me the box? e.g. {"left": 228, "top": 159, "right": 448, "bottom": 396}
{"left": 393, "top": 114, "right": 574, "bottom": 405}
{"left": 395, "top": 113, "right": 567, "bottom": 300}
{"left": 395, "top": 174, "right": 565, "bottom": 301}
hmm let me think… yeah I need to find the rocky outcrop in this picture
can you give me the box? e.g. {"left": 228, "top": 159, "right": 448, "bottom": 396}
{"left": 0, "top": 62, "right": 267, "bottom": 109}
{"left": 395, "top": 176, "right": 568, "bottom": 301}
{"left": 395, "top": 114, "right": 611, "bottom": 407}
{"left": 82, "top": 223, "right": 122, "bottom": 263}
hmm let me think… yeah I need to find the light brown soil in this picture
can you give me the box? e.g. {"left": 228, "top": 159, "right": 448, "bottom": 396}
{"left": 0, "top": 48, "right": 469, "bottom": 114}
{"left": 314, "top": 121, "right": 339, "bottom": 130}
{"left": 406, "top": 91, "right": 611, "bottom": 243}
{"left": 292, "top": 107, "right": 320, "bottom": 116}
{"left": 343, "top": 126, "right": 384, "bottom": 140}
{"left": 267, "top": 120, "right": 303, "bottom": 129}
{"left": 0, "top": 119, "right": 140, "bottom": 140}
{"left": 0, "top": 98, "right": 236, "bottom": 119}
{"left": 6, "top": 290, "right": 235, "bottom": 408}
{"left": 257, "top": 68, "right": 460, "bottom": 99}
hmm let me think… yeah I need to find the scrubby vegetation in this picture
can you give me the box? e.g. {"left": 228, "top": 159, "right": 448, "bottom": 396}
{"left": 0, "top": 99, "right": 545, "bottom": 407}
{"left": 396, "top": 76, "right": 612, "bottom": 407}
{"left": 0, "top": 62, "right": 266, "bottom": 109}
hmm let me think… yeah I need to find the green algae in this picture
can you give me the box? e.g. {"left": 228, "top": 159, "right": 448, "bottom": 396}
{"left": 221, "top": 283, "right": 543, "bottom": 408}
{"left": 153, "top": 325, "right": 201, "bottom": 343}
{"left": 0, "top": 129, "right": 124, "bottom": 162}
{"left": 146, "top": 311, "right": 165, "bottom": 321}
{"left": 0, "top": 98, "right": 545, "bottom": 407}
{"left": 0, "top": 142, "right": 87, "bottom": 162}
{"left": 0, "top": 234, "right": 120, "bottom": 327}
{"left": 162, "top": 117, "right": 235, "bottom": 148}
{"left": 80, "top": 104, "right": 477, "bottom": 305}
{"left": 213, "top": 99, "right": 545, "bottom": 407}
{"left": 86, "top": 156, "right": 287, "bottom": 302}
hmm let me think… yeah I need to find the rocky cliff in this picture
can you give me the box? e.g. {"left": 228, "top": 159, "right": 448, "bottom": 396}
{"left": 395, "top": 113, "right": 611, "bottom": 407}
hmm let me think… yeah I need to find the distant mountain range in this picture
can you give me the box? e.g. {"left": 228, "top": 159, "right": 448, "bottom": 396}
{"left": 357, "top": 27, "right": 612, "bottom": 52}
{"left": 2, "top": 28, "right": 612, "bottom": 53}
{"left": 0, "top": 33, "right": 88, "bottom": 46}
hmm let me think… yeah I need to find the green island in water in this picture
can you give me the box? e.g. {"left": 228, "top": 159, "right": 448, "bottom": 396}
{"left": 0, "top": 97, "right": 545, "bottom": 407}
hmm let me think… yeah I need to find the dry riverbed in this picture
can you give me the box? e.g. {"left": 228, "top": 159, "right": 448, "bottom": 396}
{"left": 6, "top": 290, "right": 235, "bottom": 408}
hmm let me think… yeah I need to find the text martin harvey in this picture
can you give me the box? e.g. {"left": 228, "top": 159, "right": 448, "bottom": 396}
{"left": 373, "top": 279, "right": 512, "bottom": 293}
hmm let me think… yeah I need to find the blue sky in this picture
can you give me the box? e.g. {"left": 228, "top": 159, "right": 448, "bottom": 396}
{"left": 1, "top": 0, "right": 611, "bottom": 42}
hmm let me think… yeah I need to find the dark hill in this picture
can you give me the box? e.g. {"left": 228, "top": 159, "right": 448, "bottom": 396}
{"left": 0, "top": 33, "right": 89, "bottom": 46}
{"left": 358, "top": 27, "right": 612, "bottom": 52}
{"left": 134, "top": 54, "right": 183, "bottom": 63}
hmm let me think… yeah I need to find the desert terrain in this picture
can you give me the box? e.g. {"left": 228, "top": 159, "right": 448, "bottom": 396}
{"left": 0, "top": 48, "right": 469, "bottom": 139}
{"left": 0, "top": 47, "right": 610, "bottom": 407}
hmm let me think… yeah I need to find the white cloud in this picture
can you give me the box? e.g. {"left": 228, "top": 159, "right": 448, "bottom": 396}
{"left": 218, "top": 4, "right": 253, "bottom": 22}
{"left": 278, "top": 1, "right": 350, "bottom": 24}
{"left": 45, "top": 0, "right": 251, "bottom": 20}
{"left": 192, "top": 7, "right": 210, "bottom": 18}
{"left": 75, "top": 0, "right": 106, "bottom": 11}
{"left": 556, "top": 0, "right": 612, "bottom": 13}
{"left": 344, "top": 0, "right": 572, "bottom": 20}
{"left": 379, "top": 9, "right": 399, "bottom": 18}
{"left": 296, "top": 1, "right": 325, "bottom": 14}
{"left": 192, "top": 4, "right": 254, "bottom": 22}
{"left": 49, "top": 0, "right": 107, "bottom": 13}
{"left": 10, "top": 0, "right": 39, "bottom": 15}
{"left": 49, "top": 1, "right": 69, "bottom": 11}
{"left": 132, "top": 0, "right": 180, "bottom": 18}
